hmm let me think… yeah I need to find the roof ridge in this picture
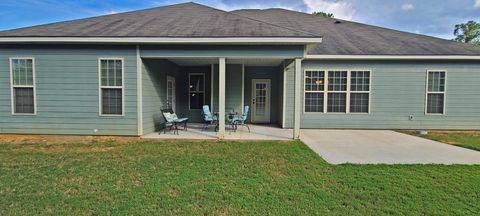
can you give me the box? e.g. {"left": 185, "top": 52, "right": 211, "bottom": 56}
{"left": 256, "top": 8, "right": 480, "bottom": 49}
{"left": 192, "top": 3, "right": 320, "bottom": 37}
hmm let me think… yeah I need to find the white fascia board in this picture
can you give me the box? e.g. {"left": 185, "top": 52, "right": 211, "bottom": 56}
{"left": 305, "top": 55, "right": 480, "bottom": 60}
{"left": 0, "top": 37, "right": 323, "bottom": 44}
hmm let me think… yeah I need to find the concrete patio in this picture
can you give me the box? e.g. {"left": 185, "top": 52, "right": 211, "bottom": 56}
{"left": 142, "top": 123, "right": 292, "bottom": 140}
{"left": 301, "top": 129, "right": 480, "bottom": 165}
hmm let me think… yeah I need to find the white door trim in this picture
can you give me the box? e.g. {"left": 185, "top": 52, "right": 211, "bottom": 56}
{"left": 166, "top": 75, "right": 176, "bottom": 111}
{"left": 251, "top": 79, "right": 271, "bottom": 123}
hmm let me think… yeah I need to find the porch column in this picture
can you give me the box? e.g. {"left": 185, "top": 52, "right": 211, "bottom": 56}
{"left": 293, "top": 58, "right": 302, "bottom": 139}
{"left": 218, "top": 58, "right": 226, "bottom": 139}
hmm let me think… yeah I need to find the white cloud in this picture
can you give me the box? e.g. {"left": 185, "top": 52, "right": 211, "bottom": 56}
{"left": 401, "top": 3, "right": 414, "bottom": 11}
{"left": 302, "top": 0, "right": 355, "bottom": 20}
{"left": 475, "top": 0, "right": 480, "bottom": 8}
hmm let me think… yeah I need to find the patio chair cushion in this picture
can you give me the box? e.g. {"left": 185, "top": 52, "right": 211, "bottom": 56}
{"left": 174, "top": 117, "right": 189, "bottom": 123}
{"left": 163, "top": 112, "right": 175, "bottom": 123}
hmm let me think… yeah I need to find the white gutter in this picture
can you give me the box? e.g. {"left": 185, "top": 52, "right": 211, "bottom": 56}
{"left": 305, "top": 55, "right": 480, "bottom": 60}
{"left": 0, "top": 37, "right": 322, "bottom": 44}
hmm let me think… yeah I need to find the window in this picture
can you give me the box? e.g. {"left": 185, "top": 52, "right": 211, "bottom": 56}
{"left": 304, "top": 69, "right": 371, "bottom": 114}
{"left": 327, "top": 71, "right": 347, "bottom": 112}
{"left": 426, "top": 71, "right": 446, "bottom": 114}
{"left": 189, "top": 73, "right": 204, "bottom": 109}
{"left": 10, "top": 58, "right": 36, "bottom": 114}
{"left": 304, "top": 71, "right": 325, "bottom": 112}
{"left": 99, "top": 58, "right": 123, "bottom": 116}
{"left": 350, "top": 71, "right": 370, "bottom": 113}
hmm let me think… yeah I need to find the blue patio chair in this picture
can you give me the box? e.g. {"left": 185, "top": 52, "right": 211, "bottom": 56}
{"left": 161, "top": 108, "right": 188, "bottom": 135}
{"left": 230, "top": 106, "right": 250, "bottom": 133}
{"left": 201, "top": 105, "right": 218, "bottom": 130}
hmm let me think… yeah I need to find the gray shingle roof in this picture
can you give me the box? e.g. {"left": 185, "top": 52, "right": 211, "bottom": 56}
{"left": 0, "top": 2, "right": 317, "bottom": 38}
{"left": 232, "top": 8, "right": 480, "bottom": 55}
{"left": 1, "top": 2, "right": 479, "bottom": 56}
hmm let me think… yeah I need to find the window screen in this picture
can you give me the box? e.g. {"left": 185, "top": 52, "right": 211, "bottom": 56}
{"left": 11, "top": 58, "right": 35, "bottom": 114}
{"left": 100, "top": 59, "right": 123, "bottom": 115}
{"left": 426, "top": 71, "right": 446, "bottom": 114}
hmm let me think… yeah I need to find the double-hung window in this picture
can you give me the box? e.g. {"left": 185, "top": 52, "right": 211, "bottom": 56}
{"left": 99, "top": 58, "right": 124, "bottom": 116}
{"left": 304, "top": 70, "right": 371, "bottom": 114}
{"left": 426, "top": 71, "right": 446, "bottom": 114}
{"left": 189, "top": 73, "right": 205, "bottom": 110}
{"left": 10, "top": 58, "right": 36, "bottom": 115}
{"left": 304, "top": 71, "right": 325, "bottom": 112}
{"left": 350, "top": 71, "right": 370, "bottom": 113}
{"left": 327, "top": 71, "right": 348, "bottom": 112}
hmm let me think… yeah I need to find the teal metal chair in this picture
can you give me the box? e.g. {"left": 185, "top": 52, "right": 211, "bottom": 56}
{"left": 201, "top": 105, "right": 218, "bottom": 131}
{"left": 229, "top": 106, "right": 250, "bottom": 133}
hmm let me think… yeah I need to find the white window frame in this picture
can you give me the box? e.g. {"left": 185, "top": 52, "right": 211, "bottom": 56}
{"left": 10, "top": 57, "right": 37, "bottom": 115}
{"left": 425, "top": 70, "right": 447, "bottom": 115}
{"left": 349, "top": 70, "right": 372, "bottom": 114}
{"left": 98, "top": 58, "right": 125, "bottom": 117}
{"left": 303, "top": 69, "right": 371, "bottom": 114}
{"left": 303, "top": 70, "right": 326, "bottom": 113}
{"left": 188, "top": 73, "right": 205, "bottom": 110}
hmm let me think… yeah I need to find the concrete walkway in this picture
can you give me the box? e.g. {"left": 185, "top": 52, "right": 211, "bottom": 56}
{"left": 300, "top": 130, "right": 480, "bottom": 165}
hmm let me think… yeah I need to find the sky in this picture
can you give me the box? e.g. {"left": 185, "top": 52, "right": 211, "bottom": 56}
{"left": 0, "top": 0, "right": 479, "bottom": 39}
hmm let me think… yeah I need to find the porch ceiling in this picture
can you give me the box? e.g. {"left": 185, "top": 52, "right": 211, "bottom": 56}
{"left": 166, "top": 58, "right": 284, "bottom": 66}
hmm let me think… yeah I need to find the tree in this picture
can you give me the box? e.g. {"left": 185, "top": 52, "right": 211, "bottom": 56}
{"left": 312, "top": 11, "right": 334, "bottom": 18}
{"left": 453, "top": 20, "right": 480, "bottom": 45}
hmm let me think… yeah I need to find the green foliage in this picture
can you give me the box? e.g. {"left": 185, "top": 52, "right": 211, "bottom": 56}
{"left": 453, "top": 20, "right": 480, "bottom": 45}
{"left": 1, "top": 140, "right": 479, "bottom": 215}
{"left": 312, "top": 11, "right": 334, "bottom": 18}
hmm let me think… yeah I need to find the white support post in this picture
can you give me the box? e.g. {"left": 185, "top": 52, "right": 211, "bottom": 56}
{"left": 294, "top": 58, "right": 302, "bottom": 139}
{"left": 218, "top": 58, "right": 226, "bottom": 139}
{"left": 136, "top": 45, "right": 143, "bottom": 136}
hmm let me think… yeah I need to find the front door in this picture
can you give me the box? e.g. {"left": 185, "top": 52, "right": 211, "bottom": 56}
{"left": 251, "top": 79, "right": 271, "bottom": 123}
{"left": 166, "top": 76, "right": 176, "bottom": 111}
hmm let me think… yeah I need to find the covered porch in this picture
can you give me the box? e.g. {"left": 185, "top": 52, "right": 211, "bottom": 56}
{"left": 142, "top": 123, "right": 292, "bottom": 140}
{"left": 139, "top": 45, "right": 304, "bottom": 139}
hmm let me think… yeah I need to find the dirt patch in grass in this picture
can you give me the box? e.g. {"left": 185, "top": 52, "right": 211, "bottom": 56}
{"left": 0, "top": 134, "right": 141, "bottom": 145}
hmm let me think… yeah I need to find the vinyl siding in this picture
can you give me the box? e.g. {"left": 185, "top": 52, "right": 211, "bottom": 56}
{"left": 142, "top": 59, "right": 179, "bottom": 134}
{"left": 244, "top": 66, "right": 281, "bottom": 124}
{"left": 141, "top": 45, "right": 305, "bottom": 58}
{"left": 212, "top": 64, "right": 243, "bottom": 114}
{"left": 284, "top": 60, "right": 480, "bottom": 130}
{"left": 177, "top": 66, "right": 212, "bottom": 123}
{"left": 0, "top": 45, "right": 138, "bottom": 135}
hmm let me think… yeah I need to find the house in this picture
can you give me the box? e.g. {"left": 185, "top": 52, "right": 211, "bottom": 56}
{"left": 0, "top": 2, "right": 479, "bottom": 139}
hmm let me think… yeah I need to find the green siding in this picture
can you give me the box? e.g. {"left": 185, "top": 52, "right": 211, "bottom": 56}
{"left": 177, "top": 66, "right": 212, "bottom": 123}
{"left": 0, "top": 45, "right": 138, "bottom": 135}
{"left": 244, "top": 66, "right": 281, "bottom": 124}
{"left": 141, "top": 45, "right": 305, "bottom": 58}
{"left": 212, "top": 64, "right": 243, "bottom": 115}
{"left": 283, "top": 60, "right": 480, "bottom": 130}
{"left": 142, "top": 59, "right": 179, "bottom": 134}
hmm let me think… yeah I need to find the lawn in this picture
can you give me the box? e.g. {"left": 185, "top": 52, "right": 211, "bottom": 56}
{"left": 401, "top": 130, "right": 480, "bottom": 151}
{"left": 1, "top": 140, "right": 479, "bottom": 215}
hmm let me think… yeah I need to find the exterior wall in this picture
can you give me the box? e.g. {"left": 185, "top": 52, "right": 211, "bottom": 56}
{"left": 284, "top": 59, "right": 480, "bottom": 130}
{"left": 212, "top": 64, "right": 243, "bottom": 114}
{"left": 142, "top": 59, "right": 179, "bottom": 134}
{"left": 177, "top": 66, "right": 212, "bottom": 123}
{"left": 244, "top": 66, "right": 281, "bottom": 124}
{"left": 283, "top": 61, "right": 296, "bottom": 128}
{"left": 0, "top": 45, "right": 138, "bottom": 135}
{"left": 141, "top": 45, "right": 305, "bottom": 59}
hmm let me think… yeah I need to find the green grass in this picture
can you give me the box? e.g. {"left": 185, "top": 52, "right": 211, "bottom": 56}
{"left": 401, "top": 131, "right": 480, "bottom": 151}
{"left": 1, "top": 140, "right": 479, "bottom": 215}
